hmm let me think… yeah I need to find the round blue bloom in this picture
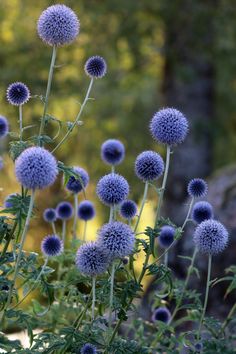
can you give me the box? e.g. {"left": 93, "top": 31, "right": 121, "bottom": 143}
{"left": 187, "top": 178, "right": 208, "bottom": 198}
{"left": 0, "top": 116, "right": 9, "bottom": 139}
{"left": 193, "top": 219, "right": 229, "bottom": 255}
{"left": 195, "top": 343, "right": 203, "bottom": 352}
{"left": 4, "top": 193, "right": 17, "bottom": 208}
{"left": 80, "top": 343, "right": 97, "bottom": 354}
{"left": 43, "top": 208, "right": 57, "bottom": 223}
{"left": 101, "top": 139, "right": 125, "bottom": 166}
{"left": 122, "top": 257, "right": 129, "bottom": 265}
{"left": 96, "top": 173, "right": 129, "bottom": 206}
{"left": 6, "top": 82, "right": 30, "bottom": 106}
{"left": 120, "top": 200, "right": 137, "bottom": 220}
{"left": 15, "top": 147, "right": 58, "bottom": 190}
{"left": 41, "top": 234, "right": 63, "bottom": 257}
{"left": 66, "top": 166, "right": 89, "bottom": 194}
{"left": 135, "top": 151, "right": 164, "bottom": 182}
{"left": 152, "top": 307, "right": 171, "bottom": 324}
{"left": 97, "top": 221, "right": 135, "bottom": 258}
{"left": 85, "top": 56, "right": 107, "bottom": 78}
{"left": 76, "top": 242, "right": 109, "bottom": 276}
{"left": 37, "top": 4, "right": 79, "bottom": 46}
{"left": 159, "top": 225, "right": 175, "bottom": 248}
{"left": 77, "top": 201, "right": 96, "bottom": 221}
{"left": 56, "top": 201, "right": 73, "bottom": 220}
{"left": 192, "top": 201, "right": 213, "bottom": 224}
{"left": 150, "top": 108, "right": 188, "bottom": 146}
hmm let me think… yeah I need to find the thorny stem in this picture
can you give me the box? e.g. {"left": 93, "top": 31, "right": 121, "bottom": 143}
{"left": 109, "top": 263, "right": 116, "bottom": 328}
{"left": 73, "top": 194, "right": 78, "bottom": 240}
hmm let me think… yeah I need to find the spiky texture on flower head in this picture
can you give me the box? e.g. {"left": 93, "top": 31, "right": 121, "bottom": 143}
{"left": 135, "top": 151, "right": 164, "bottom": 182}
{"left": 96, "top": 173, "right": 129, "bottom": 206}
{"left": 76, "top": 242, "right": 109, "bottom": 276}
{"left": 97, "top": 221, "right": 135, "bottom": 258}
{"left": 150, "top": 108, "right": 188, "bottom": 146}
{"left": 192, "top": 201, "right": 213, "bottom": 224}
{"left": 159, "top": 225, "right": 175, "bottom": 248}
{"left": 101, "top": 139, "right": 125, "bottom": 166}
{"left": 15, "top": 147, "right": 58, "bottom": 190}
{"left": 152, "top": 307, "right": 171, "bottom": 324}
{"left": 187, "top": 178, "right": 208, "bottom": 198}
{"left": 0, "top": 116, "right": 9, "bottom": 139}
{"left": 56, "top": 201, "right": 73, "bottom": 220}
{"left": 66, "top": 166, "right": 89, "bottom": 194}
{"left": 41, "top": 234, "right": 63, "bottom": 257}
{"left": 80, "top": 343, "right": 97, "bottom": 354}
{"left": 43, "top": 208, "right": 57, "bottom": 223}
{"left": 37, "top": 4, "right": 79, "bottom": 46}
{"left": 120, "top": 200, "right": 137, "bottom": 220}
{"left": 4, "top": 193, "right": 17, "bottom": 208}
{"left": 77, "top": 200, "right": 96, "bottom": 221}
{"left": 85, "top": 56, "right": 107, "bottom": 78}
{"left": 6, "top": 82, "right": 30, "bottom": 106}
{"left": 193, "top": 219, "right": 228, "bottom": 255}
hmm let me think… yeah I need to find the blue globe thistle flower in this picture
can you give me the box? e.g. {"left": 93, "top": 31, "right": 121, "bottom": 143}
{"left": 152, "top": 307, "right": 171, "bottom": 324}
{"left": 66, "top": 166, "right": 89, "bottom": 194}
{"left": 193, "top": 219, "right": 229, "bottom": 255}
{"left": 77, "top": 200, "right": 96, "bottom": 221}
{"left": 192, "top": 201, "right": 213, "bottom": 224}
{"left": 37, "top": 4, "right": 79, "bottom": 46}
{"left": 150, "top": 108, "right": 188, "bottom": 146}
{"left": 84, "top": 56, "right": 107, "bottom": 78}
{"left": 135, "top": 151, "right": 164, "bottom": 182}
{"left": 0, "top": 116, "right": 9, "bottom": 139}
{"left": 120, "top": 200, "right": 137, "bottom": 220}
{"left": 56, "top": 201, "right": 73, "bottom": 220}
{"left": 15, "top": 147, "right": 58, "bottom": 190}
{"left": 41, "top": 234, "right": 63, "bottom": 257}
{"left": 122, "top": 257, "right": 129, "bottom": 265}
{"left": 76, "top": 242, "right": 109, "bottom": 276}
{"left": 96, "top": 173, "right": 129, "bottom": 206}
{"left": 195, "top": 343, "right": 203, "bottom": 352}
{"left": 4, "top": 193, "right": 17, "bottom": 208}
{"left": 43, "top": 208, "right": 57, "bottom": 223}
{"left": 101, "top": 139, "right": 125, "bottom": 166}
{"left": 159, "top": 225, "right": 175, "bottom": 248}
{"left": 80, "top": 343, "right": 97, "bottom": 354}
{"left": 6, "top": 82, "right": 30, "bottom": 106}
{"left": 98, "top": 221, "right": 135, "bottom": 258}
{"left": 187, "top": 178, "right": 208, "bottom": 198}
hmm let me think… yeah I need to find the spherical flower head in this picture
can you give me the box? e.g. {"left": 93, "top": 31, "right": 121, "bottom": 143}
{"left": 97, "top": 221, "right": 135, "bottom": 258}
{"left": 76, "top": 241, "right": 109, "bottom": 276}
{"left": 135, "top": 151, "right": 164, "bottom": 182}
{"left": 159, "top": 225, "right": 175, "bottom": 248}
{"left": 193, "top": 219, "right": 229, "bottom": 255}
{"left": 152, "top": 307, "right": 171, "bottom": 324}
{"left": 77, "top": 200, "right": 96, "bottom": 221}
{"left": 56, "top": 201, "right": 73, "bottom": 220}
{"left": 0, "top": 116, "right": 9, "bottom": 139}
{"left": 80, "top": 343, "right": 97, "bottom": 354}
{"left": 37, "top": 4, "right": 79, "bottom": 46}
{"left": 187, "top": 178, "right": 208, "bottom": 198}
{"left": 120, "top": 200, "right": 137, "bottom": 220}
{"left": 192, "top": 201, "right": 213, "bottom": 224}
{"left": 96, "top": 173, "right": 129, "bottom": 206}
{"left": 195, "top": 343, "right": 203, "bottom": 352}
{"left": 43, "top": 208, "right": 57, "bottom": 223}
{"left": 84, "top": 56, "right": 107, "bottom": 78}
{"left": 41, "top": 234, "right": 63, "bottom": 257}
{"left": 150, "top": 108, "right": 188, "bottom": 146}
{"left": 4, "top": 193, "right": 17, "bottom": 208}
{"left": 101, "top": 139, "right": 125, "bottom": 166}
{"left": 6, "top": 82, "right": 30, "bottom": 106}
{"left": 15, "top": 147, "right": 58, "bottom": 190}
{"left": 66, "top": 166, "right": 89, "bottom": 194}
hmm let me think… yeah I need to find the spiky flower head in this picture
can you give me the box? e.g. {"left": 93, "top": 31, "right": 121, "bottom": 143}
{"left": 41, "top": 234, "right": 63, "bottom": 257}
{"left": 0, "top": 116, "right": 9, "bottom": 139}
{"left": 4, "top": 193, "right": 17, "bottom": 208}
{"left": 96, "top": 173, "right": 129, "bottom": 206}
{"left": 193, "top": 219, "right": 228, "bottom": 255}
{"left": 101, "top": 139, "right": 125, "bottom": 166}
{"left": 80, "top": 343, "right": 97, "bottom": 354}
{"left": 120, "top": 200, "right": 137, "bottom": 220}
{"left": 76, "top": 242, "right": 109, "bottom": 276}
{"left": 152, "top": 307, "right": 171, "bottom": 324}
{"left": 56, "top": 201, "right": 73, "bottom": 220}
{"left": 37, "top": 4, "right": 79, "bottom": 46}
{"left": 135, "top": 150, "right": 164, "bottom": 182}
{"left": 15, "top": 147, "right": 58, "bottom": 190}
{"left": 159, "top": 225, "right": 175, "bottom": 248}
{"left": 6, "top": 82, "right": 30, "bottom": 106}
{"left": 150, "top": 108, "right": 188, "bottom": 146}
{"left": 66, "top": 166, "right": 89, "bottom": 194}
{"left": 97, "top": 221, "right": 135, "bottom": 258}
{"left": 192, "top": 201, "right": 213, "bottom": 224}
{"left": 77, "top": 200, "right": 96, "bottom": 221}
{"left": 85, "top": 56, "right": 107, "bottom": 78}
{"left": 187, "top": 178, "right": 208, "bottom": 198}
{"left": 43, "top": 208, "right": 57, "bottom": 223}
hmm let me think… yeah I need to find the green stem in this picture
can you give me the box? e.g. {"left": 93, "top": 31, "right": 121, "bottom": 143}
{"left": 1, "top": 219, "right": 18, "bottom": 258}
{"left": 82, "top": 221, "right": 87, "bottom": 243}
{"left": 182, "top": 197, "right": 194, "bottom": 230}
{"left": 109, "top": 205, "right": 114, "bottom": 223}
{"left": 73, "top": 194, "right": 78, "bottom": 240}
{"left": 62, "top": 220, "right": 66, "bottom": 245}
{"left": 92, "top": 276, "right": 96, "bottom": 321}
{"left": 109, "top": 263, "right": 115, "bottom": 328}
{"left": 19, "top": 105, "right": 23, "bottom": 141}
{"left": 51, "top": 222, "right": 56, "bottom": 235}
{"left": 221, "top": 302, "right": 236, "bottom": 334}
{"left": 134, "top": 181, "right": 149, "bottom": 233}
{"left": 164, "top": 251, "right": 168, "bottom": 266}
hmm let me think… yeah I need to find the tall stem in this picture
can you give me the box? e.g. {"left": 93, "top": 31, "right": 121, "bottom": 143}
{"left": 62, "top": 220, "right": 66, "bottom": 245}
{"left": 73, "top": 194, "right": 78, "bottom": 240}
{"left": 82, "top": 221, "right": 87, "bottom": 243}
{"left": 92, "top": 276, "right": 96, "bottom": 321}
{"left": 164, "top": 251, "right": 168, "bottom": 266}
{"left": 134, "top": 181, "right": 149, "bottom": 233}
{"left": 109, "top": 262, "right": 116, "bottom": 328}
{"left": 19, "top": 105, "right": 23, "bottom": 141}
{"left": 109, "top": 205, "right": 114, "bottom": 223}
{"left": 221, "top": 302, "right": 236, "bottom": 334}
{"left": 51, "top": 222, "right": 56, "bottom": 235}
{"left": 182, "top": 197, "right": 194, "bottom": 230}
